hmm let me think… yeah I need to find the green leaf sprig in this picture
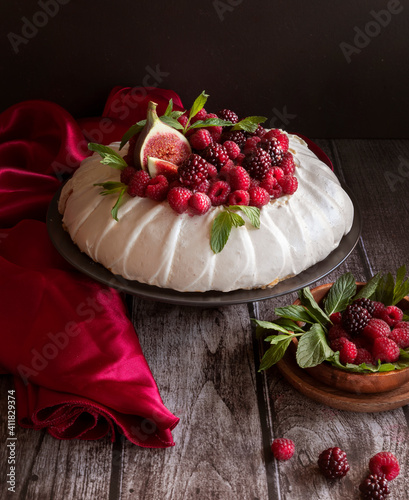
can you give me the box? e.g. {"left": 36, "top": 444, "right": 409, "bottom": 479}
{"left": 210, "top": 205, "right": 260, "bottom": 254}
{"left": 254, "top": 267, "right": 409, "bottom": 374}
{"left": 93, "top": 181, "right": 127, "bottom": 221}
{"left": 88, "top": 143, "right": 128, "bottom": 169}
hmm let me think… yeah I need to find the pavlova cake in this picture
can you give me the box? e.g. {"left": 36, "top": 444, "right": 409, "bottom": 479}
{"left": 58, "top": 92, "right": 354, "bottom": 292}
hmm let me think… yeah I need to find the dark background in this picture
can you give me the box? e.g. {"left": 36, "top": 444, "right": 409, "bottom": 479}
{"left": 2, "top": 0, "right": 408, "bottom": 138}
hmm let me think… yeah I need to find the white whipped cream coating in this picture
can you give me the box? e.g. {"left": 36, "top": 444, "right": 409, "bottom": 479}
{"left": 59, "top": 135, "right": 354, "bottom": 292}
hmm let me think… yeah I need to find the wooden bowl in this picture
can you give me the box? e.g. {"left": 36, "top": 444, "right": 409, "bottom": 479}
{"left": 291, "top": 283, "right": 409, "bottom": 394}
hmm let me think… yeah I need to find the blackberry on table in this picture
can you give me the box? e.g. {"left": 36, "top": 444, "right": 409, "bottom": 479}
{"left": 317, "top": 447, "right": 350, "bottom": 479}
{"left": 359, "top": 474, "right": 390, "bottom": 499}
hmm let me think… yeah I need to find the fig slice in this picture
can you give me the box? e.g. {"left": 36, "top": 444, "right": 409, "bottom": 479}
{"left": 147, "top": 156, "right": 179, "bottom": 181}
{"left": 134, "top": 101, "right": 191, "bottom": 170}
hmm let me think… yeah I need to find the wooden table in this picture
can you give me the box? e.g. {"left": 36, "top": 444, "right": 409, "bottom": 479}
{"left": 1, "top": 139, "right": 408, "bottom": 499}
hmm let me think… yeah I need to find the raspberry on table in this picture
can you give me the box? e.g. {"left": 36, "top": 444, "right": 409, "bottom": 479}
{"left": 317, "top": 447, "right": 350, "bottom": 479}
{"left": 167, "top": 186, "right": 193, "bottom": 214}
{"left": 359, "top": 474, "right": 390, "bottom": 499}
{"left": 369, "top": 451, "right": 400, "bottom": 481}
{"left": 178, "top": 154, "right": 209, "bottom": 191}
{"left": 388, "top": 327, "right": 409, "bottom": 349}
{"left": 229, "top": 166, "right": 251, "bottom": 191}
{"left": 188, "top": 192, "right": 211, "bottom": 215}
{"left": 120, "top": 166, "right": 137, "bottom": 185}
{"left": 342, "top": 304, "right": 372, "bottom": 336}
{"left": 249, "top": 186, "right": 270, "bottom": 208}
{"left": 189, "top": 129, "right": 213, "bottom": 150}
{"left": 354, "top": 347, "right": 375, "bottom": 365}
{"left": 279, "top": 175, "right": 298, "bottom": 195}
{"left": 372, "top": 337, "right": 400, "bottom": 363}
{"left": 207, "top": 180, "right": 231, "bottom": 206}
{"left": 271, "top": 438, "right": 295, "bottom": 461}
{"left": 243, "top": 148, "right": 272, "bottom": 181}
{"left": 362, "top": 319, "right": 391, "bottom": 342}
{"left": 381, "top": 305, "right": 404, "bottom": 327}
{"left": 127, "top": 170, "right": 151, "bottom": 197}
{"left": 145, "top": 175, "right": 169, "bottom": 202}
{"left": 216, "top": 108, "right": 239, "bottom": 124}
{"left": 203, "top": 143, "right": 230, "bottom": 170}
{"left": 228, "top": 189, "right": 250, "bottom": 206}
{"left": 339, "top": 340, "right": 358, "bottom": 364}
{"left": 223, "top": 140, "right": 241, "bottom": 160}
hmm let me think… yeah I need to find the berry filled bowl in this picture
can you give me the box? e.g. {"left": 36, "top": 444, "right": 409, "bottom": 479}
{"left": 254, "top": 266, "right": 409, "bottom": 395}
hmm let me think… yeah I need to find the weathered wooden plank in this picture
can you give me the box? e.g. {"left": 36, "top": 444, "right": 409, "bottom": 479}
{"left": 0, "top": 376, "right": 115, "bottom": 500}
{"left": 121, "top": 301, "right": 270, "bottom": 500}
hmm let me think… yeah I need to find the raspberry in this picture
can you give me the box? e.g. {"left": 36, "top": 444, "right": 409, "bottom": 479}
{"left": 359, "top": 474, "right": 390, "bottom": 499}
{"left": 395, "top": 321, "right": 409, "bottom": 330}
{"left": 249, "top": 186, "right": 270, "bottom": 208}
{"left": 271, "top": 166, "right": 284, "bottom": 182}
{"left": 207, "top": 180, "right": 231, "bottom": 206}
{"left": 372, "top": 337, "right": 400, "bottom": 363}
{"left": 228, "top": 189, "right": 250, "bottom": 206}
{"left": 372, "top": 301, "right": 386, "bottom": 318}
{"left": 362, "top": 319, "right": 391, "bottom": 342}
{"left": 271, "top": 438, "right": 295, "bottom": 461}
{"left": 127, "top": 170, "right": 151, "bottom": 197}
{"left": 279, "top": 175, "right": 298, "bottom": 195}
{"left": 188, "top": 192, "right": 211, "bottom": 215}
{"left": 189, "top": 129, "right": 213, "bottom": 150}
{"left": 259, "top": 175, "right": 278, "bottom": 196}
{"left": 223, "top": 140, "right": 241, "bottom": 160}
{"left": 167, "top": 186, "right": 192, "bottom": 214}
{"left": 353, "top": 297, "right": 376, "bottom": 315}
{"left": 207, "top": 163, "right": 218, "bottom": 178}
{"left": 369, "top": 451, "right": 400, "bottom": 481}
{"left": 203, "top": 143, "right": 230, "bottom": 170}
{"left": 339, "top": 341, "right": 358, "bottom": 364}
{"left": 220, "top": 130, "right": 247, "bottom": 148}
{"left": 279, "top": 152, "right": 295, "bottom": 175}
{"left": 381, "top": 306, "right": 403, "bottom": 327}
{"left": 388, "top": 327, "right": 409, "bottom": 348}
{"left": 120, "top": 166, "right": 137, "bottom": 185}
{"left": 178, "top": 154, "right": 209, "bottom": 191}
{"left": 258, "top": 136, "right": 284, "bottom": 165}
{"left": 264, "top": 129, "right": 289, "bottom": 153}
{"left": 196, "top": 179, "right": 210, "bottom": 193}
{"left": 354, "top": 348, "right": 374, "bottom": 365}
{"left": 317, "top": 447, "right": 349, "bottom": 479}
{"left": 216, "top": 109, "right": 239, "bottom": 124}
{"left": 330, "top": 312, "right": 343, "bottom": 325}
{"left": 330, "top": 336, "right": 350, "bottom": 352}
{"left": 342, "top": 304, "right": 372, "bottom": 336}
{"left": 243, "top": 136, "right": 261, "bottom": 153}
{"left": 177, "top": 114, "right": 189, "bottom": 128}
{"left": 218, "top": 162, "right": 235, "bottom": 182}
{"left": 243, "top": 148, "right": 272, "bottom": 181}
{"left": 229, "top": 166, "right": 251, "bottom": 191}
{"left": 145, "top": 175, "right": 169, "bottom": 201}
{"left": 328, "top": 324, "right": 350, "bottom": 341}
{"left": 204, "top": 113, "right": 223, "bottom": 139}
{"left": 190, "top": 107, "right": 207, "bottom": 122}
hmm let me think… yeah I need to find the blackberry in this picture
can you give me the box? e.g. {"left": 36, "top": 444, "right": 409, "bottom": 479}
{"left": 221, "top": 130, "right": 247, "bottom": 148}
{"left": 243, "top": 148, "right": 272, "bottom": 181}
{"left": 202, "top": 143, "right": 230, "bottom": 170}
{"left": 216, "top": 109, "right": 239, "bottom": 124}
{"left": 359, "top": 474, "right": 390, "bottom": 499}
{"left": 259, "top": 137, "right": 284, "bottom": 165}
{"left": 353, "top": 298, "right": 376, "bottom": 315}
{"left": 178, "top": 154, "right": 209, "bottom": 191}
{"left": 318, "top": 447, "right": 350, "bottom": 479}
{"left": 342, "top": 304, "right": 372, "bottom": 337}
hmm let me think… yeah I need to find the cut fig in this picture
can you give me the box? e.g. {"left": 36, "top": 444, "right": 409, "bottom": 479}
{"left": 147, "top": 157, "right": 179, "bottom": 181}
{"left": 134, "top": 101, "right": 191, "bottom": 170}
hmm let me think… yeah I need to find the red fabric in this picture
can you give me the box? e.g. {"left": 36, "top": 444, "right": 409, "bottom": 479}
{"left": 0, "top": 89, "right": 181, "bottom": 447}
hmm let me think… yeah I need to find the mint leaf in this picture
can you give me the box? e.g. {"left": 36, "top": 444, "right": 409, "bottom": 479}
{"left": 188, "top": 118, "right": 232, "bottom": 130}
{"left": 252, "top": 319, "right": 294, "bottom": 335}
{"left": 298, "top": 287, "right": 331, "bottom": 327}
{"left": 324, "top": 272, "right": 356, "bottom": 316}
{"left": 393, "top": 265, "right": 409, "bottom": 305}
{"left": 189, "top": 91, "right": 209, "bottom": 120}
{"left": 353, "top": 272, "right": 382, "bottom": 300}
{"left": 169, "top": 110, "right": 184, "bottom": 119}
{"left": 210, "top": 211, "right": 233, "bottom": 254}
{"left": 230, "top": 205, "right": 260, "bottom": 228}
{"left": 375, "top": 272, "right": 395, "bottom": 305}
{"left": 111, "top": 186, "right": 126, "bottom": 221}
{"left": 274, "top": 305, "right": 316, "bottom": 324}
{"left": 119, "top": 120, "right": 146, "bottom": 150}
{"left": 159, "top": 115, "right": 184, "bottom": 130}
{"left": 229, "top": 212, "right": 245, "bottom": 228}
{"left": 231, "top": 116, "right": 267, "bottom": 133}
{"left": 259, "top": 336, "right": 293, "bottom": 371}
{"left": 164, "top": 98, "right": 173, "bottom": 116}
{"left": 88, "top": 143, "right": 128, "bottom": 169}
{"left": 275, "top": 318, "right": 306, "bottom": 333}
{"left": 266, "top": 334, "right": 296, "bottom": 344}
{"left": 296, "top": 324, "right": 333, "bottom": 368}
{"left": 94, "top": 182, "right": 127, "bottom": 221}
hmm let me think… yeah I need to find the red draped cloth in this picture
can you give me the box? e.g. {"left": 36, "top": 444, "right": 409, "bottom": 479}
{"left": 0, "top": 87, "right": 183, "bottom": 447}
